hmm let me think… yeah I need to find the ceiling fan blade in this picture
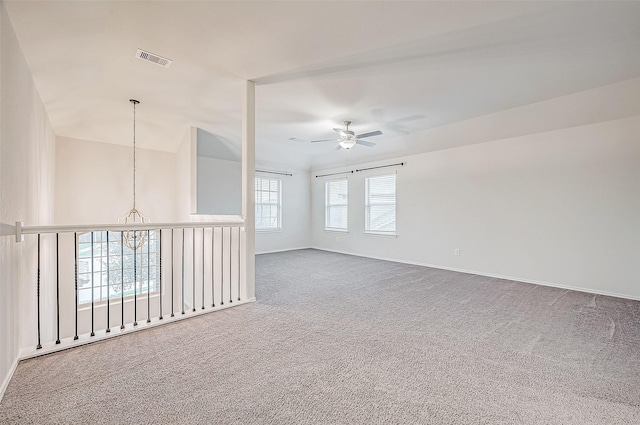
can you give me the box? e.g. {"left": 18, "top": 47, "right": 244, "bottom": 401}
{"left": 289, "top": 137, "right": 309, "bottom": 142}
{"left": 356, "top": 130, "right": 382, "bottom": 138}
{"left": 310, "top": 138, "right": 336, "bottom": 143}
{"left": 356, "top": 139, "right": 376, "bottom": 147}
{"left": 335, "top": 145, "right": 342, "bottom": 150}
{"left": 333, "top": 128, "right": 347, "bottom": 137}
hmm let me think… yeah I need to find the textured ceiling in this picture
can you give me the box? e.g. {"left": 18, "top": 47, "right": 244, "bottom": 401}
{"left": 5, "top": 1, "right": 640, "bottom": 169}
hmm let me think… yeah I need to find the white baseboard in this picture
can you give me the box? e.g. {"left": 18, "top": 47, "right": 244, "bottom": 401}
{"left": 0, "top": 356, "right": 19, "bottom": 403}
{"left": 256, "top": 246, "right": 311, "bottom": 255}
{"left": 310, "top": 247, "right": 640, "bottom": 302}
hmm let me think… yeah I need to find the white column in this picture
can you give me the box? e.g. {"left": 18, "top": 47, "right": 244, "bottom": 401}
{"left": 241, "top": 80, "right": 256, "bottom": 300}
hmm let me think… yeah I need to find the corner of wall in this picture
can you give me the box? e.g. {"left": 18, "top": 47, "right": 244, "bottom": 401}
{"left": 0, "top": 2, "right": 57, "bottom": 400}
{"left": 175, "top": 126, "right": 196, "bottom": 221}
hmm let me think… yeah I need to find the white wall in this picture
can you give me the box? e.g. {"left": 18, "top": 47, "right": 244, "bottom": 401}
{"left": 312, "top": 116, "right": 640, "bottom": 300}
{"left": 195, "top": 127, "right": 242, "bottom": 215}
{"left": 197, "top": 157, "right": 242, "bottom": 215}
{"left": 55, "top": 136, "right": 178, "bottom": 225}
{"left": 1, "top": 4, "right": 56, "bottom": 398}
{"left": 255, "top": 170, "right": 311, "bottom": 254}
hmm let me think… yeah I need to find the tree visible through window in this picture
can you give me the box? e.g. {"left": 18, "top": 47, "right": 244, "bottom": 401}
{"left": 255, "top": 177, "right": 282, "bottom": 230}
{"left": 325, "top": 178, "right": 348, "bottom": 231}
{"left": 77, "top": 231, "right": 160, "bottom": 305}
{"left": 365, "top": 174, "right": 396, "bottom": 234}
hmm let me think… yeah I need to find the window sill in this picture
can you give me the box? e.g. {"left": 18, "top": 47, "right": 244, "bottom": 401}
{"left": 325, "top": 228, "right": 349, "bottom": 233}
{"left": 364, "top": 231, "right": 397, "bottom": 237}
{"left": 79, "top": 292, "right": 161, "bottom": 311}
{"left": 256, "top": 228, "right": 282, "bottom": 234}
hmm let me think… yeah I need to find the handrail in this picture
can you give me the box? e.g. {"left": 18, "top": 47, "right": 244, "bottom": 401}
{"left": 15, "top": 219, "right": 245, "bottom": 242}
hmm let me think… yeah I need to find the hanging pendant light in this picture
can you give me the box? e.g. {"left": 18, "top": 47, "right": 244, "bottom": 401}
{"left": 117, "top": 99, "right": 150, "bottom": 250}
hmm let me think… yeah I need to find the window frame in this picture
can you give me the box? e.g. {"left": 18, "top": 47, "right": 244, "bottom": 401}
{"left": 364, "top": 173, "right": 397, "bottom": 236}
{"left": 255, "top": 176, "right": 283, "bottom": 232}
{"left": 324, "top": 178, "right": 349, "bottom": 232}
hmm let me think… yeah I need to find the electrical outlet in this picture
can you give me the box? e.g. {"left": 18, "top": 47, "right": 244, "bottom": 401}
{"left": 454, "top": 249, "right": 460, "bottom": 256}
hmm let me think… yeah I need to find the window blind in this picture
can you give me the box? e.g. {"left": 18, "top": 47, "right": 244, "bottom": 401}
{"left": 365, "top": 174, "right": 396, "bottom": 234}
{"left": 325, "top": 178, "right": 348, "bottom": 231}
{"left": 255, "top": 177, "right": 282, "bottom": 230}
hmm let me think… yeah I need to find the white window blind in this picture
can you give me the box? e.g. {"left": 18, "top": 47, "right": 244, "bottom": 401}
{"left": 325, "top": 178, "right": 348, "bottom": 231}
{"left": 365, "top": 174, "right": 396, "bottom": 234}
{"left": 255, "top": 177, "right": 282, "bottom": 230}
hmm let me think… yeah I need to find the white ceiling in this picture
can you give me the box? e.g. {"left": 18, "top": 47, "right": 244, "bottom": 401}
{"left": 5, "top": 1, "right": 640, "bottom": 170}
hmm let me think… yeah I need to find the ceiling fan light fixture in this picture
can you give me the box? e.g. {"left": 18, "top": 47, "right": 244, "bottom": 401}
{"left": 339, "top": 135, "right": 357, "bottom": 150}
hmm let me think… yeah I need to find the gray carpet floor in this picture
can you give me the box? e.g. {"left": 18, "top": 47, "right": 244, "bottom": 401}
{"left": 1, "top": 248, "right": 639, "bottom": 424}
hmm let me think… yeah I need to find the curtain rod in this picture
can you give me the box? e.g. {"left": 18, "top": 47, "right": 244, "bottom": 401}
{"left": 315, "top": 170, "right": 354, "bottom": 178}
{"left": 255, "top": 169, "right": 293, "bottom": 177}
{"left": 315, "top": 162, "right": 405, "bottom": 178}
{"left": 356, "top": 162, "right": 405, "bottom": 172}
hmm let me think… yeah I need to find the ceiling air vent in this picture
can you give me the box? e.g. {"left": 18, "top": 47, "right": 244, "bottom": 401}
{"left": 135, "top": 49, "right": 172, "bottom": 68}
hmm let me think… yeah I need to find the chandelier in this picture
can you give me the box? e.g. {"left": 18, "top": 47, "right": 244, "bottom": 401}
{"left": 117, "top": 99, "right": 150, "bottom": 250}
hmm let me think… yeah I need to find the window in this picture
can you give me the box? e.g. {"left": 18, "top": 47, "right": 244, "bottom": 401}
{"left": 325, "top": 178, "right": 348, "bottom": 231}
{"left": 77, "top": 231, "right": 160, "bottom": 305}
{"left": 255, "top": 176, "right": 282, "bottom": 230}
{"left": 365, "top": 174, "right": 396, "bottom": 234}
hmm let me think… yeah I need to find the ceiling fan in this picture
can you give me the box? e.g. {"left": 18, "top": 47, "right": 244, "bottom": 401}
{"left": 293, "top": 121, "right": 382, "bottom": 150}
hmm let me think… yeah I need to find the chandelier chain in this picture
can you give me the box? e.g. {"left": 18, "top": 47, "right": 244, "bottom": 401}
{"left": 132, "top": 100, "right": 136, "bottom": 210}
{"left": 118, "top": 99, "right": 149, "bottom": 252}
